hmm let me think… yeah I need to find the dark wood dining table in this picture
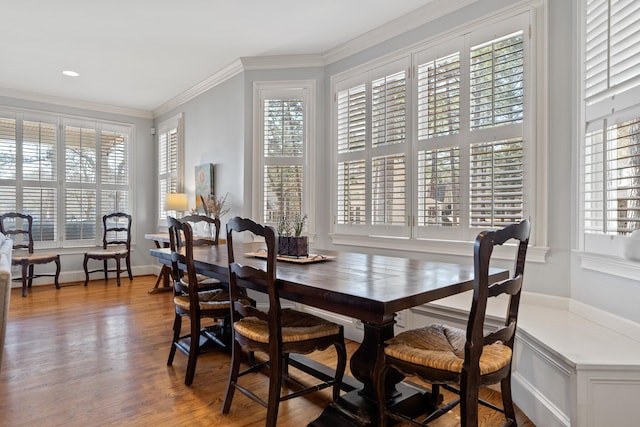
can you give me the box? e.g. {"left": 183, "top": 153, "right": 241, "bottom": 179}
{"left": 149, "top": 242, "right": 509, "bottom": 426}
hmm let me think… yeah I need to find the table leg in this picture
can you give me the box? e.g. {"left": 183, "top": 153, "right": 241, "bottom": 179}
{"left": 148, "top": 240, "right": 174, "bottom": 294}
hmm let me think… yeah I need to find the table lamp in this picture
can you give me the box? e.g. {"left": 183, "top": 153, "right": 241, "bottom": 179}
{"left": 165, "top": 193, "right": 188, "bottom": 218}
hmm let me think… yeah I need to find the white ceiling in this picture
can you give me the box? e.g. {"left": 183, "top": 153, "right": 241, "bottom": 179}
{"left": 0, "top": 0, "right": 453, "bottom": 113}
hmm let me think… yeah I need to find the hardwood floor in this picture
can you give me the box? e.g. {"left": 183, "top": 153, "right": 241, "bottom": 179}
{"left": 0, "top": 276, "right": 534, "bottom": 426}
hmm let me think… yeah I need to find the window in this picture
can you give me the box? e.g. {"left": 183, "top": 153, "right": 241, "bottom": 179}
{"left": 157, "top": 113, "right": 183, "bottom": 226}
{"left": 581, "top": 0, "right": 640, "bottom": 255}
{"left": 333, "top": 12, "right": 531, "bottom": 243}
{"left": 253, "top": 82, "right": 315, "bottom": 235}
{"left": 0, "top": 109, "right": 132, "bottom": 247}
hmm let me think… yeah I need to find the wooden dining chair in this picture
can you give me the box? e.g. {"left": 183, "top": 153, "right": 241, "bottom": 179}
{"left": 166, "top": 216, "right": 248, "bottom": 386}
{"left": 0, "top": 212, "right": 61, "bottom": 297}
{"left": 83, "top": 212, "right": 133, "bottom": 287}
{"left": 222, "top": 217, "right": 347, "bottom": 427}
{"left": 375, "top": 219, "right": 530, "bottom": 427}
{"left": 178, "top": 214, "right": 224, "bottom": 289}
{"left": 180, "top": 214, "right": 220, "bottom": 246}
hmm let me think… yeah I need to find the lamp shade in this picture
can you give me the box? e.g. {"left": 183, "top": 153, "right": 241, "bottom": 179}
{"left": 165, "top": 193, "right": 188, "bottom": 212}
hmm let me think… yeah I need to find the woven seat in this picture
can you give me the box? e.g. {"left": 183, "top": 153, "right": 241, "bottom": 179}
{"left": 376, "top": 219, "right": 531, "bottom": 427}
{"left": 83, "top": 213, "right": 132, "bottom": 287}
{"left": 384, "top": 324, "right": 512, "bottom": 375}
{"left": 0, "top": 212, "right": 61, "bottom": 297}
{"left": 234, "top": 309, "right": 342, "bottom": 344}
{"left": 222, "top": 217, "right": 347, "bottom": 427}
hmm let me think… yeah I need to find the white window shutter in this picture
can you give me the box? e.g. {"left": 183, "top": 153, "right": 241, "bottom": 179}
{"left": 470, "top": 139, "right": 524, "bottom": 227}
{"left": 470, "top": 31, "right": 524, "bottom": 130}
{"left": 418, "top": 148, "right": 460, "bottom": 226}
{"left": 337, "top": 160, "right": 366, "bottom": 225}
{"left": 262, "top": 98, "right": 304, "bottom": 225}
{"left": 418, "top": 52, "right": 461, "bottom": 139}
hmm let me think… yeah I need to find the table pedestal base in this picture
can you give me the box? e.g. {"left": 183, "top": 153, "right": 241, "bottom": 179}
{"left": 309, "top": 382, "right": 435, "bottom": 427}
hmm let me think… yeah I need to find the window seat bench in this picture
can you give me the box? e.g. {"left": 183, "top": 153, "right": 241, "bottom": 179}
{"left": 408, "top": 292, "right": 640, "bottom": 427}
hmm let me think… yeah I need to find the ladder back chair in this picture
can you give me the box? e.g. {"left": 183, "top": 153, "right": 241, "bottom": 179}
{"left": 166, "top": 216, "right": 246, "bottom": 386}
{"left": 0, "top": 212, "right": 61, "bottom": 297}
{"left": 83, "top": 212, "right": 132, "bottom": 287}
{"left": 375, "top": 219, "right": 530, "bottom": 427}
{"left": 178, "top": 214, "right": 224, "bottom": 289}
{"left": 222, "top": 217, "right": 347, "bottom": 427}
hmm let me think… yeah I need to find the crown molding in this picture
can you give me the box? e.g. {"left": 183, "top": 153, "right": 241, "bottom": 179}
{"left": 152, "top": 59, "right": 245, "bottom": 118}
{"left": 240, "top": 54, "right": 325, "bottom": 70}
{"left": 322, "top": 0, "right": 479, "bottom": 65}
{"left": 0, "top": 87, "right": 153, "bottom": 119}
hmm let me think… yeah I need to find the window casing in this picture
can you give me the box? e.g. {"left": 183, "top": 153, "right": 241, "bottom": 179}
{"left": 581, "top": 0, "right": 640, "bottom": 255}
{"left": 332, "top": 12, "right": 532, "bottom": 244}
{"left": 0, "top": 109, "right": 132, "bottom": 248}
{"left": 157, "top": 113, "right": 184, "bottom": 227}
{"left": 253, "top": 81, "right": 315, "bottom": 236}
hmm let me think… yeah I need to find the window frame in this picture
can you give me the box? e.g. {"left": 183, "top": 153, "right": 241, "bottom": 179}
{"left": 0, "top": 107, "right": 134, "bottom": 249}
{"left": 329, "top": 7, "right": 544, "bottom": 259}
{"left": 157, "top": 113, "right": 184, "bottom": 229}
{"left": 252, "top": 81, "right": 316, "bottom": 238}
{"left": 578, "top": 0, "right": 640, "bottom": 258}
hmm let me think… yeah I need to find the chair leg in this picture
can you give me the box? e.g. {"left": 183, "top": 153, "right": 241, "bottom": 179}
{"left": 103, "top": 260, "right": 108, "bottom": 281}
{"left": 54, "top": 256, "right": 61, "bottom": 289}
{"left": 83, "top": 255, "right": 90, "bottom": 286}
{"left": 501, "top": 373, "right": 517, "bottom": 423}
{"left": 27, "top": 264, "right": 34, "bottom": 288}
{"left": 222, "top": 340, "right": 242, "bottom": 414}
{"left": 167, "top": 314, "right": 181, "bottom": 366}
{"left": 21, "top": 261, "right": 29, "bottom": 297}
{"left": 266, "top": 349, "right": 283, "bottom": 427}
{"left": 375, "top": 364, "right": 389, "bottom": 427}
{"left": 126, "top": 254, "right": 133, "bottom": 280}
{"left": 460, "top": 376, "right": 480, "bottom": 427}
{"left": 185, "top": 315, "right": 201, "bottom": 386}
{"left": 115, "top": 258, "right": 122, "bottom": 286}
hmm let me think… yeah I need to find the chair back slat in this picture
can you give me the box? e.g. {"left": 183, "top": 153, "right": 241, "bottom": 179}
{"left": 0, "top": 213, "right": 34, "bottom": 253}
{"left": 483, "top": 320, "right": 516, "bottom": 346}
{"left": 487, "top": 275, "right": 523, "bottom": 298}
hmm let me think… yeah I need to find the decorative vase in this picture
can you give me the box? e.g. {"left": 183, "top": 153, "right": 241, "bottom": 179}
{"left": 278, "top": 236, "right": 308, "bottom": 258}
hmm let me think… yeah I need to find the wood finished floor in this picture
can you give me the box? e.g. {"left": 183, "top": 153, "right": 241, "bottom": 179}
{"left": 0, "top": 276, "right": 534, "bottom": 426}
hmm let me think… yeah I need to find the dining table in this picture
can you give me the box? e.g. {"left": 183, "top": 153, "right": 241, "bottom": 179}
{"left": 149, "top": 242, "right": 509, "bottom": 426}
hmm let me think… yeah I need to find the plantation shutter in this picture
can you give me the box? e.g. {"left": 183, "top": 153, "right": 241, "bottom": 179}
{"left": 470, "top": 31, "right": 524, "bottom": 130}
{"left": 469, "top": 139, "right": 524, "bottom": 227}
{"left": 0, "top": 117, "right": 17, "bottom": 216}
{"left": 468, "top": 30, "right": 525, "bottom": 228}
{"left": 337, "top": 83, "right": 367, "bottom": 226}
{"left": 158, "top": 126, "right": 179, "bottom": 222}
{"left": 582, "top": 0, "right": 640, "bottom": 247}
{"left": 20, "top": 120, "right": 58, "bottom": 241}
{"left": 585, "top": 0, "right": 640, "bottom": 103}
{"left": 262, "top": 98, "right": 305, "bottom": 225}
{"left": 337, "top": 160, "right": 366, "bottom": 225}
{"left": 100, "top": 129, "right": 129, "bottom": 216}
{"left": 64, "top": 125, "right": 97, "bottom": 241}
{"left": 417, "top": 148, "right": 460, "bottom": 226}
{"left": 417, "top": 52, "right": 461, "bottom": 139}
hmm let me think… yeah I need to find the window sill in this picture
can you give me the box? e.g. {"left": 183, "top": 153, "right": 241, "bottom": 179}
{"left": 329, "top": 233, "right": 548, "bottom": 263}
{"left": 579, "top": 251, "right": 640, "bottom": 281}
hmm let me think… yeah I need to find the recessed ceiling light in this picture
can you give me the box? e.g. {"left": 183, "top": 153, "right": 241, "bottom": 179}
{"left": 62, "top": 70, "right": 79, "bottom": 77}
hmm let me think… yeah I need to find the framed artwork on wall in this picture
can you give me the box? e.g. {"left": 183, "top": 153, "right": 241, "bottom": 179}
{"left": 195, "top": 163, "right": 214, "bottom": 212}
